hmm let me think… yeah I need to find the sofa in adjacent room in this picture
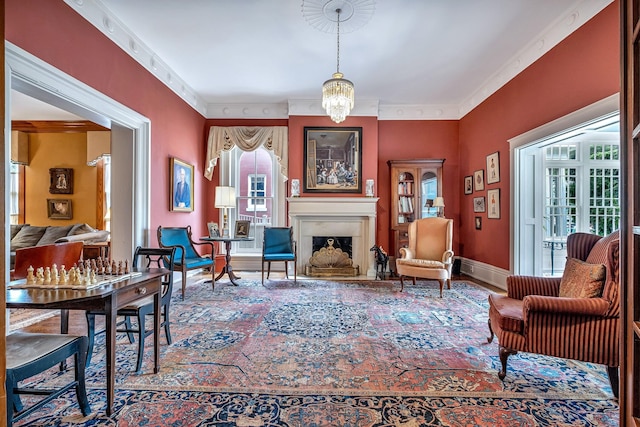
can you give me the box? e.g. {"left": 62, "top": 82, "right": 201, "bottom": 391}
{"left": 10, "top": 223, "right": 110, "bottom": 268}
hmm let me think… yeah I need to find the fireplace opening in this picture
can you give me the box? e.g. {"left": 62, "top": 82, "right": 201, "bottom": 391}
{"left": 312, "top": 236, "right": 352, "bottom": 259}
{"left": 306, "top": 236, "right": 359, "bottom": 277}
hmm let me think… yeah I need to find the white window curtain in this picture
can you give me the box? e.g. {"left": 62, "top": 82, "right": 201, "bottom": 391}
{"left": 204, "top": 126, "right": 288, "bottom": 181}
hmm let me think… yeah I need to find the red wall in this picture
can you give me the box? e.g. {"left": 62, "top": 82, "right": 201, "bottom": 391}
{"left": 458, "top": 1, "right": 620, "bottom": 270}
{"left": 377, "top": 121, "right": 460, "bottom": 253}
{"left": 6, "top": 0, "right": 207, "bottom": 239}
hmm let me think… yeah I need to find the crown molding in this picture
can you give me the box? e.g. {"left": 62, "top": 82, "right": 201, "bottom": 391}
{"left": 64, "top": 0, "right": 612, "bottom": 121}
{"left": 458, "top": 0, "right": 614, "bottom": 117}
{"left": 63, "top": 0, "right": 208, "bottom": 117}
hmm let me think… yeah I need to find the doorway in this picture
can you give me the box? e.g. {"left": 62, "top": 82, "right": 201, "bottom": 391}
{"left": 510, "top": 95, "right": 620, "bottom": 276}
{"left": 5, "top": 42, "right": 152, "bottom": 262}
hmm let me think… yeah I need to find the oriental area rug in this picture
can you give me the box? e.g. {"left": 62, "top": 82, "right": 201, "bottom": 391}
{"left": 15, "top": 278, "right": 619, "bottom": 426}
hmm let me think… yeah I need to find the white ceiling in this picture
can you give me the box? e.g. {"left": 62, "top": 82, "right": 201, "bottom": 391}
{"left": 15, "top": 0, "right": 613, "bottom": 121}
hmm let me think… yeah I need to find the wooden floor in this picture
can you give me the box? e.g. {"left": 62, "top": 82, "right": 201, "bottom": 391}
{"left": 12, "top": 272, "right": 501, "bottom": 335}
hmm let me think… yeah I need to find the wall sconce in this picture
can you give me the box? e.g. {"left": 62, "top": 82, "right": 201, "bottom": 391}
{"left": 214, "top": 186, "right": 236, "bottom": 238}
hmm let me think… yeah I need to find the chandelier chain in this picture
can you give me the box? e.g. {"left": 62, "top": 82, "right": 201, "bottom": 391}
{"left": 336, "top": 9, "right": 341, "bottom": 73}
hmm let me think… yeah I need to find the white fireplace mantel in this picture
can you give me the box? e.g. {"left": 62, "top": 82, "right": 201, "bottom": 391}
{"left": 288, "top": 197, "right": 379, "bottom": 277}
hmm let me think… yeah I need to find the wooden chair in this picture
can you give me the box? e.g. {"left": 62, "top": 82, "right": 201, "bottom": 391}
{"left": 262, "top": 227, "right": 297, "bottom": 285}
{"left": 395, "top": 217, "right": 454, "bottom": 297}
{"left": 85, "top": 246, "right": 176, "bottom": 372}
{"left": 488, "top": 231, "right": 620, "bottom": 397}
{"left": 6, "top": 332, "right": 91, "bottom": 426}
{"left": 157, "top": 225, "right": 214, "bottom": 299}
{"left": 11, "top": 241, "right": 84, "bottom": 280}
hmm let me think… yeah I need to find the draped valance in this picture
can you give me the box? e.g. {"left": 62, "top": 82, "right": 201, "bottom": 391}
{"left": 204, "top": 126, "right": 288, "bottom": 181}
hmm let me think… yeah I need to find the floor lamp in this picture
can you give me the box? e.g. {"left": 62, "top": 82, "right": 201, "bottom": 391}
{"left": 215, "top": 186, "right": 236, "bottom": 238}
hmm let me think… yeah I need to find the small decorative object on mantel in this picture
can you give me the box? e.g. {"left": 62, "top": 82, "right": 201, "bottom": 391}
{"left": 365, "top": 179, "right": 374, "bottom": 197}
{"left": 291, "top": 179, "right": 300, "bottom": 197}
{"left": 49, "top": 168, "right": 73, "bottom": 194}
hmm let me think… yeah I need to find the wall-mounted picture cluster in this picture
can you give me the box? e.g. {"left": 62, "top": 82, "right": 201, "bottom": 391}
{"left": 465, "top": 151, "right": 501, "bottom": 223}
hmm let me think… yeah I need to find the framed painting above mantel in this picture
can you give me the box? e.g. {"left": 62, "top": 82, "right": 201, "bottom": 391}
{"left": 303, "top": 127, "right": 362, "bottom": 193}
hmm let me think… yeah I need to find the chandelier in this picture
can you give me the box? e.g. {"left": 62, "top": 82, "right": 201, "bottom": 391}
{"left": 322, "top": 8, "right": 354, "bottom": 123}
{"left": 302, "top": 0, "right": 375, "bottom": 123}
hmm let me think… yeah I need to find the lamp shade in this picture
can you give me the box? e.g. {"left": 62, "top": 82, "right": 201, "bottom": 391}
{"left": 433, "top": 197, "right": 445, "bottom": 208}
{"left": 215, "top": 186, "right": 236, "bottom": 208}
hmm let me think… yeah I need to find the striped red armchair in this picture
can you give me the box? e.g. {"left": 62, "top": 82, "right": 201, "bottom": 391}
{"left": 487, "top": 230, "right": 620, "bottom": 397}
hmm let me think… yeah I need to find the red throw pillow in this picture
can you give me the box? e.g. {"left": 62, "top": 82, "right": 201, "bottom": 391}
{"left": 559, "top": 257, "right": 606, "bottom": 298}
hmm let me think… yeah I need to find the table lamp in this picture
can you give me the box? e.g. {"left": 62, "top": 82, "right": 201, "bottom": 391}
{"left": 433, "top": 196, "right": 445, "bottom": 217}
{"left": 215, "top": 186, "right": 236, "bottom": 237}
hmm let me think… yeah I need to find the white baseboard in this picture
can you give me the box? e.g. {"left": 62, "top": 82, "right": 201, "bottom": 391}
{"left": 459, "top": 257, "right": 509, "bottom": 291}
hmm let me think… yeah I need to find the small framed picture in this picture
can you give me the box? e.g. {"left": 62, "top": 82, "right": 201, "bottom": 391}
{"left": 473, "top": 196, "right": 486, "bottom": 213}
{"left": 207, "top": 222, "right": 220, "bottom": 238}
{"left": 473, "top": 170, "right": 484, "bottom": 191}
{"left": 235, "top": 220, "right": 250, "bottom": 238}
{"left": 486, "top": 152, "right": 500, "bottom": 184}
{"left": 487, "top": 189, "right": 501, "bottom": 219}
{"left": 47, "top": 199, "right": 73, "bottom": 219}
{"left": 49, "top": 168, "right": 73, "bottom": 194}
{"left": 464, "top": 176, "right": 473, "bottom": 195}
{"left": 475, "top": 216, "right": 482, "bottom": 230}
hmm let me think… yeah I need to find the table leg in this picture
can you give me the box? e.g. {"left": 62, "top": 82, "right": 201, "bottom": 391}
{"left": 213, "top": 240, "right": 242, "bottom": 285}
{"left": 105, "top": 298, "right": 116, "bottom": 416}
{"left": 153, "top": 285, "right": 161, "bottom": 373}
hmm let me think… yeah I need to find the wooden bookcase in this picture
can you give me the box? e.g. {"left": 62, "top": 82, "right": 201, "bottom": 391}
{"left": 387, "top": 159, "right": 444, "bottom": 261}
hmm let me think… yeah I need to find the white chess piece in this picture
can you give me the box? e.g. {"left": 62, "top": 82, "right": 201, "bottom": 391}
{"left": 26, "top": 265, "right": 35, "bottom": 285}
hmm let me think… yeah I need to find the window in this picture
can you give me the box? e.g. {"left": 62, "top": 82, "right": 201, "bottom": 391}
{"left": 247, "top": 174, "right": 266, "bottom": 211}
{"left": 220, "top": 145, "right": 285, "bottom": 257}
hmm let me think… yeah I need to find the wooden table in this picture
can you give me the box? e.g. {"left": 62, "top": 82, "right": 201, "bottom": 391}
{"left": 6, "top": 269, "right": 166, "bottom": 416}
{"left": 200, "top": 237, "right": 253, "bottom": 285}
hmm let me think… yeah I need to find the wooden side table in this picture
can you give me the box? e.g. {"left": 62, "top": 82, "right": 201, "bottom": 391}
{"left": 82, "top": 241, "right": 111, "bottom": 260}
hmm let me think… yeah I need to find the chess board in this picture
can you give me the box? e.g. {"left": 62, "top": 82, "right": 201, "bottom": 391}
{"left": 9, "top": 271, "right": 143, "bottom": 290}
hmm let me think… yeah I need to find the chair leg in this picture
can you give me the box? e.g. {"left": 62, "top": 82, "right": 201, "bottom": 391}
{"left": 135, "top": 313, "right": 146, "bottom": 373}
{"left": 181, "top": 270, "right": 187, "bottom": 300}
{"left": 124, "top": 316, "right": 135, "bottom": 343}
{"left": 438, "top": 279, "right": 444, "bottom": 298}
{"left": 210, "top": 263, "right": 216, "bottom": 291}
{"left": 294, "top": 259, "right": 297, "bottom": 283}
{"left": 447, "top": 278, "right": 451, "bottom": 289}
{"left": 607, "top": 366, "right": 620, "bottom": 399}
{"left": 498, "top": 346, "right": 517, "bottom": 380}
{"left": 267, "top": 262, "right": 272, "bottom": 279}
{"left": 85, "top": 313, "right": 96, "bottom": 367}
{"left": 284, "top": 261, "right": 289, "bottom": 279}
{"left": 262, "top": 261, "right": 265, "bottom": 285}
{"left": 163, "top": 307, "right": 172, "bottom": 345}
{"left": 74, "top": 338, "right": 92, "bottom": 416}
{"left": 487, "top": 318, "right": 495, "bottom": 343}
{"left": 400, "top": 275, "right": 405, "bottom": 291}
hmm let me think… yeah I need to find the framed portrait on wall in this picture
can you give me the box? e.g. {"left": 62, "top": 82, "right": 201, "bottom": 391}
{"left": 303, "top": 127, "right": 362, "bottom": 193}
{"left": 487, "top": 188, "right": 501, "bottom": 219}
{"left": 464, "top": 176, "right": 473, "bottom": 195}
{"left": 47, "top": 199, "right": 72, "bottom": 220}
{"left": 473, "top": 169, "right": 484, "bottom": 191}
{"left": 486, "top": 152, "right": 500, "bottom": 184}
{"left": 49, "top": 168, "right": 73, "bottom": 194}
{"left": 170, "top": 157, "right": 194, "bottom": 212}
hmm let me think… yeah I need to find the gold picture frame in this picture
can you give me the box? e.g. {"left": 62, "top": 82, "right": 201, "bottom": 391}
{"left": 170, "top": 157, "right": 194, "bottom": 212}
{"left": 303, "top": 127, "right": 362, "bottom": 193}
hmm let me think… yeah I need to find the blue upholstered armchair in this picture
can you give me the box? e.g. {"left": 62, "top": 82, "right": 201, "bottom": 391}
{"left": 262, "top": 227, "right": 296, "bottom": 285}
{"left": 157, "top": 225, "right": 215, "bottom": 299}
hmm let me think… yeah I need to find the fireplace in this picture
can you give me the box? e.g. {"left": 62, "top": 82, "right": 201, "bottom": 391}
{"left": 288, "top": 197, "right": 379, "bottom": 277}
{"left": 306, "top": 236, "right": 358, "bottom": 276}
